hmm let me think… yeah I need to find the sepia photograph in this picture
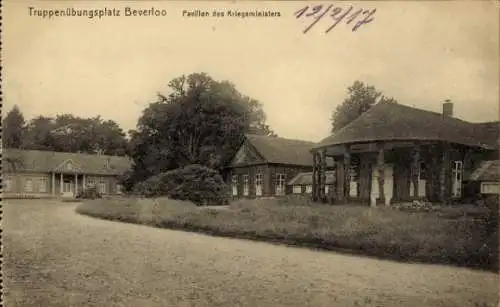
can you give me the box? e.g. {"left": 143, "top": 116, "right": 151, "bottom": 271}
{"left": 2, "top": 1, "right": 499, "bottom": 306}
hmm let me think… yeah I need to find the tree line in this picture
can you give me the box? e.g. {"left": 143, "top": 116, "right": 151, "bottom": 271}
{"left": 3, "top": 73, "right": 396, "bottom": 190}
{"left": 2, "top": 110, "right": 129, "bottom": 156}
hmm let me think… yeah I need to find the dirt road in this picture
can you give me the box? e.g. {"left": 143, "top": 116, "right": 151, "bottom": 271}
{"left": 3, "top": 200, "right": 498, "bottom": 307}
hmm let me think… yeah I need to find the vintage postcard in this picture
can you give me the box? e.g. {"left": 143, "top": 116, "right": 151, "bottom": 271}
{"left": 2, "top": 0, "right": 499, "bottom": 306}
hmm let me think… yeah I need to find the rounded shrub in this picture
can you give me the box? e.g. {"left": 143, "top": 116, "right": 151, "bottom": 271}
{"left": 133, "top": 164, "right": 230, "bottom": 206}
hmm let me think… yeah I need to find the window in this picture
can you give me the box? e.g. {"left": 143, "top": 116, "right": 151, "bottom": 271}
{"left": 325, "top": 185, "right": 330, "bottom": 194}
{"left": 451, "top": 160, "right": 463, "bottom": 198}
{"left": 275, "top": 173, "right": 285, "bottom": 196}
{"left": 105, "top": 158, "right": 111, "bottom": 169}
{"left": 243, "top": 174, "right": 249, "bottom": 196}
{"left": 231, "top": 175, "right": 238, "bottom": 196}
{"left": 37, "top": 177, "right": 48, "bottom": 193}
{"left": 116, "top": 184, "right": 122, "bottom": 194}
{"left": 67, "top": 161, "right": 73, "bottom": 170}
{"left": 3, "top": 176, "right": 12, "bottom": 192}
{"left": 255, "top": 173, "right": 263, "bottom": 196}
{"left": 293, "top": 185, "right": 302, "bottom": 194}
{"left": 87, "top": 178, "right": 96, "bottom": 188}
{"left": 24, "top": 178, "right": 33, "bottom": 192}
{"left": 419, "top": 161, "right": 427, "bottom": 180}
{"left": 305, "top": 185, "right": 312, "bottom": 194}
{"left": 481, "top": 182, "right": 500, "bottom": 195}
{"left": 99, "top": 181, "right": 108, "bottom": 194}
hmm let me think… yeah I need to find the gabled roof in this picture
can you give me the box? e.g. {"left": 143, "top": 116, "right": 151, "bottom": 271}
{"left": 244, "top": 134, "right": 316, "bottom": 166}
{"left": 3, "top": 149, "right": 132, "bottom": 175}
{"left": 469, "top": 160, "right": 500, "bottom": 182}
{"left": 314, "top": 102, "right": 499, "bottom": 150}
{"left": 288, "top": 170, "right": 336, "bottom": 185}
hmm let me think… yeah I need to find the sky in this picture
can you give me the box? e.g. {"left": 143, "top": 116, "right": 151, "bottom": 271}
{"left": 4, "top": 0, "right": 499, "bottom": 142}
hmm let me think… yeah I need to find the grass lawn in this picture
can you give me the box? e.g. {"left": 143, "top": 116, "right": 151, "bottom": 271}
{"left": 76, "top": 195, "right": 498, "bottom": 272}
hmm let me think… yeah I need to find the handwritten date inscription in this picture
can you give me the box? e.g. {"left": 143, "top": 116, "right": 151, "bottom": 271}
{"left": 295, "top": 4, "right": 376, "bottom": 34}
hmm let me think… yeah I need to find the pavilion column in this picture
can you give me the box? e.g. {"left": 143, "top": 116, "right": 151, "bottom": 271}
{"left": 336, "top": 159, "right": 343, "bottom": 202}
{"left": 83, "top": 174, "right": 86, "bottom": 191}
{"left": 411, "top": 144, "right": 421, "bottom": 198}
{"left": 312, "top": 152, "right": 318, "bottom": 201}
{"left": 319, "top": 149, "right": 327, "bottom": 202}
{"left": 75, "top": 173, "right": 78, "bottom": 195}
{"left": 329, "top": 157, "right": 336, "bottom": 204}
{"left": 51, "top": 172, "right": 56, "bottom": 196}
{"left": 463, "top": 147, "right": 472, "bottom": 181}
{"left": 60, "top": 173, "right": 63, "bottom": 196}
{"left": 376, "top": 145, "right": 385, "bottom": 206}
{"left": 429, "top": 144, "right": 439, "bottom": 202}
{"left": 439, "top": 143, "right": 450, "bottom": 203}
{"left": 343, "top": 146, "right": 351, "bottom": 203}
{"left": 317, "top": 153, "right": 322, "bottom": 200}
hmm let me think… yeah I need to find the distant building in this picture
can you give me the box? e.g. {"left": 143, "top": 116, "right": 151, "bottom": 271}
{"left": 467, "top": 160, "right": 500, "bottom": 195}
{"left": 3, "top": 149, "right": 132, "bottom": 198}
{"left": 288, "top": 170, "right": 336, "bottom": 196}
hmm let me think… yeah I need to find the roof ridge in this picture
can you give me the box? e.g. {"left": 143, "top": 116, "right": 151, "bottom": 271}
{"left": 242, "top": 134, "right": 316, "bottom": 166}
{"left": 3, "top": 148, "right": 132, "bottom": 175}
{"left": 394, "top": 102, "right": 475, "bottom": 125}
{"left": 317, "top": 102, "right": 385, "bottom": 146}
{"left": 245, "top": 133, "right": 316, "bottom": 145}
{"left": 4, "top": 148, "right": 129, "bottom": 159}
{"left": 315, "top": 101, "right": 489, "bottom": 150}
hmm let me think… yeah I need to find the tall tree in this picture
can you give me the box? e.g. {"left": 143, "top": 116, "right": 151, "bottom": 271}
{"left": 331, "top": 81, "right": 397, "bottom": 133}
{"left": 2, "top": 105, "right": 26, "bottom": 148}
{"left": 128, "top": 72, "right": 276, "bottom": 183}
{"left": 22, "top": 116, "right": 56, "bottom": 150}
{"left": 93, "top": 119, "right": 128, "bottom": 156}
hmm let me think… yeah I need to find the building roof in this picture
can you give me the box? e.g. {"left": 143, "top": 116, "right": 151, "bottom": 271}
{"left": 3, "top": 148, "right": 132, "bottom": 176}
{"left": 469, "top": 160, "right": 500, "bottom": 182}
{"left": 245, "top": 134, "right": 317, "bottom": 166}
{"left": 472, "top": 122, "right": 500, "bottom": 148}
{"left": 314, "top": 102, "right": 499, "bottom": 150}
{"left": 288, "top": 170, "right": 336, "bottom": 185}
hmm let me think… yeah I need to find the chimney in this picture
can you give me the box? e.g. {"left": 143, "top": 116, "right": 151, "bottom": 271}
{"left": 442, "top": 99, "right": 453, "bottom": 117}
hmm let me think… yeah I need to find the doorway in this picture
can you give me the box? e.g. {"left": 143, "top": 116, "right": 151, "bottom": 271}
{"left": 63, "top": 179, "right": 74, "bottom": 197}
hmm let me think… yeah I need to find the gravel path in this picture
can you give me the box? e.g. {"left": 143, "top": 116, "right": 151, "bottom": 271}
{"left": 3, "top": 200, "right": 498, "bottom": 307}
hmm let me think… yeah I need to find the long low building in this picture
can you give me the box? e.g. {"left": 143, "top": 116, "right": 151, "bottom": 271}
{"left": 287, "top": 170, "right": 336, "bottom": 195}
{"left": 466, "top": 160, "right": 500, "bottom": 195}
{"left": 3, "top": 149, "right": 132, "bottom": 198}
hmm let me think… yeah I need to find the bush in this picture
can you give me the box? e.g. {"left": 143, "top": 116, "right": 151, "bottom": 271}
{"left": 482, "top": 195, "right": 499, "bottom": 212}
{"left": 133, "top": 164, "right": 230, "bottom": 206}
{"left": 480, "top": 196, "right": 499, "bottom": 234}
{"left": 76, "top": 186, "right": 102, "bottom": 199}
{"left": 392, "top": 200, "right": 435, "bottom": 212}
{"left": 133, "top": 176, "right": 162, "bottom": 197}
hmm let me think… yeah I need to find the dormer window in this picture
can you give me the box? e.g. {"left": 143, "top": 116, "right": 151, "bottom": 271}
{"left": 105, "top": 158, "right": 110, "bottom": 169}
{"left": 67, "top": 162, "right": 73, "bottom": 170}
